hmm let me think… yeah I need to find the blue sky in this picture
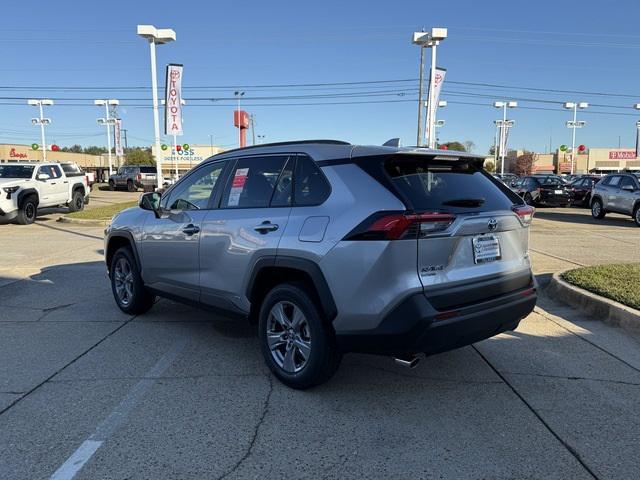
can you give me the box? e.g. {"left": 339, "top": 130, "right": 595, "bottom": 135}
{"left": 2, "top": 0, "right": 640, "bottom": 154}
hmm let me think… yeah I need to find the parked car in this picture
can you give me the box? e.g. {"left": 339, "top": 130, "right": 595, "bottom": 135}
{"left": 0, "top": 162, "right": 89, "bottom": 224}
{"left": 493, "top": 173, "right": 519, "bottom": 188}
{"left": 567, "top": 175, "right": 601, "bottom": 207}
{"left": 591, "top": 173, "right": 640, "bottom": 226}
{"left": 104, "top": 140, "right": 537, "bottom": 389}
{"left": 108, "top": 165, "right": 157, "bottom": 192}
{"left": 514, "top": 175, "right": 571, "bottom": 207}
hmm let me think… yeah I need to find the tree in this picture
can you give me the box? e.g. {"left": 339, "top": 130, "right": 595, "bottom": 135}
{"left": 484, "top": 160, "right": 496, "bottom": 173}
{"left": 488, "top": 145, "right": 496, "bottom": 156}
{"left": 514, "top": 152, "right": 535, "bottom": 176}
{"left": 83, "top": 146, "right": 107, "bottom": 156}
{"left": 463, "top": 140, "right": 476, "bottom": 153}
{"left": 439, "top": 141, "right": 466, "bottom": 151}
{"left": 124, "top": 148, "right": 154, "bottom": 166}
{"left": 61, "top": 144, "right": 83, "bottom": 153}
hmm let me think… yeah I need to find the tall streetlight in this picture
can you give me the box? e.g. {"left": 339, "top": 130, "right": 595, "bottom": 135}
{"left": 95, "top": 99, "right": 119, "bottom": 176}
{"left": 27, "top": 99, "right": 53, "bottom": 161}
{"left": 564, "top": 102, "right": 588, "bottom": 175}
{"left": 234, "top": 91, "right": 245, "bottom": 148}
{"left": 493, "top": 101, "right": 518, "bottom": 175}
{"left": 137, "top": 24, "right": 176, "bottom": 189}
{"left": 412, "top": 28, "right": 447, "bottom": 148}
{"left": 633, "top": 104, "right": 640, "bottom": 158}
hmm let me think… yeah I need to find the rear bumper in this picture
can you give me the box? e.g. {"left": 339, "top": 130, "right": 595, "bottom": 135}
{"left": 538, "top": 193, "right": 570, "bottom": 206}
{"left": 0, "top": 206, "right": 18, "bottom": 224}
{"left": 336, "top": 284, "right": 537, "bottom": 357}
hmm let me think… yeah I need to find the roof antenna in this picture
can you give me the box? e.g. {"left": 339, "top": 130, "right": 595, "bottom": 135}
{"left": 383, "top": 138, "right": 401, "bottom": 147}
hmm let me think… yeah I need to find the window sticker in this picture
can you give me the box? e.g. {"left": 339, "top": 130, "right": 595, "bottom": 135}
{"left": 228, "top": 168, "right": 249, "bottom": 206}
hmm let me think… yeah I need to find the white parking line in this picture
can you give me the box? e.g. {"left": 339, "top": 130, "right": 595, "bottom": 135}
{"left": 49, "top": 338, "right": 189, "bottom": 480}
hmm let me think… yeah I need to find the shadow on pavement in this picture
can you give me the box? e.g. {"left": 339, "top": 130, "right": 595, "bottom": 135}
{"left": 535, "top": 209, "right": 635, "bottom": 228}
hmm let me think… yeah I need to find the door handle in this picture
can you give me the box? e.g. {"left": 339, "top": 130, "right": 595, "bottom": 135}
{"left": 253, "top": 221, "right": 279, "bottom": 234}
{"left": 182, "top": 224, "right": 200, "bottom": 236}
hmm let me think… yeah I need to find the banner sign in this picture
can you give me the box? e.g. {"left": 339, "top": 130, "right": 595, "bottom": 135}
{"left": 114, "top": 119, "right": 123, "bottom": 156}
{"left": 609, "top": 150, "right": 636, "bottom": 160}
{"left": 164, "top": 63, "right": 184, "bottom": 136}
{"left": 425, "top": 67, "right": 447, "bottom": 143}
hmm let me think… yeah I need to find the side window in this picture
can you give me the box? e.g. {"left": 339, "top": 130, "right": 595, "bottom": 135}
{"left": 38, "top": 165, "right": 61, "bottom": 179}
{"left": 221, "top": 156, "right": 289, "bottom": 208}
{"left": 270, "top": 157, "right": 294, "bottom": 207}
{"left": 608, "top": 176, "right": 621, "bottom": 187}
{"left": 50, "top": 166, "right": 62, "bottom": 179}
{"left": 620, "top": 176, "right": 635, "bottom": 189}
{"left": 293, "top": 155, "right": 331, "bottom": 206}
{"left": 164, "top": 162, "right": 224, "bottom": 210}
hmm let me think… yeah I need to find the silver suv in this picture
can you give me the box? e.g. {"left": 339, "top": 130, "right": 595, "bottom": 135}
{"left": 105, "top": 140, "right": 537, "bottom": 389}
{"left": 591, "top": 172, "right": 640, "bottom": 226}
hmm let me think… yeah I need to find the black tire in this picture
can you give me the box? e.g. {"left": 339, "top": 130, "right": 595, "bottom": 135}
{"left": 127, "top": 180, "right": 136, "bottom": 192}
{"left": 524, "top": 192, "right": 535, "bottom": 206}
{"left": 108, "top": 180, "right": 115, "bottom": 191}
{"left": 591, "top": 198, "right": 605, "bottom": 219}
{"left": 109, "top": 246, "right": 155, "bottom": 315}
{"left": 633, "top": 204, "right": 640, "bottom": 227}
{"left": 67, "top": 189, "right": 85, "bottom": 212}
{"left": 16, "top": 195, "right": 38, "bottom": 225}
{"left": 259, "top": 283, "right": 341, "bottom": 390}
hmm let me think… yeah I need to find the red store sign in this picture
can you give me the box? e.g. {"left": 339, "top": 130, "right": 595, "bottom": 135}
{"left": 9, "top": 148, "right": 28, "bottom": 159}
{"left": 609, "top": 150, "right": 636, "bottom": 160}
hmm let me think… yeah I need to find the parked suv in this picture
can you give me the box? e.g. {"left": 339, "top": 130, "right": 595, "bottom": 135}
{"left": 105, "top": 141, "right": 537, "bottom": 388}
{"left": 591, "top": 172, "right": 640, "bottom": 226}
{"left": 108, "top": 165, "right": 157, "bottom": 192}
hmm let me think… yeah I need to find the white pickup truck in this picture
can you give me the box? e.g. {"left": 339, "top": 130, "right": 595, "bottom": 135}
{"left": 0, "top": 162, "right": 90, "bottom": 225}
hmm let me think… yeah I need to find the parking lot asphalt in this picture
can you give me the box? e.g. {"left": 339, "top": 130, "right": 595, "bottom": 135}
{"left": 1, "top": 206, "right": 640, "bottom": 479}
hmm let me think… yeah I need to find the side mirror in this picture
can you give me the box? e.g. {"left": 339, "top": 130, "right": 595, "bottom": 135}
{"left": 140, "top": 191, "right": 161, "bottom": 217}
{"left": 621, "top": 184, "right": 635, "bottom": 192}
{"left": 37, "top": 173, "right": 50, "bottom": 181}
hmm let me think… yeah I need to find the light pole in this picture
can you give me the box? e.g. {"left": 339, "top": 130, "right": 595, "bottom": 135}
{"left": 493, "top": 101, "right": 518, "bottom": 175}
{"left": 424, "top": 100, "right": 447, "bottom": 145}
{"left": 412, "top": 28, "right": 447, "bottom": 148}
{"left": 234, "top": 91, "right": 245, "bottom": 148}
{"left": 137, "top": 25, "right": 176, "bottom": 189}
{"left": 27, "top": 99, "right": 53, "bottom": 161}
{"left": 564, "top": 102, "right": 588, "bottom": 175}
{"left": 633, "top": 104, "right": 640, "bottom": 158}
{"left": 95, "top": 99, "right": 119, "bottom": 176}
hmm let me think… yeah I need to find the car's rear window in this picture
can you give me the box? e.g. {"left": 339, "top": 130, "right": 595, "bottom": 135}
{"left": 61, "top": 163, "right": 82, "bottom": 174}
{"left": 140, "top": 166, "right": 157, "bottom": 173}
{"left": 385, "top": 156, "right": 521, "bottom": 213}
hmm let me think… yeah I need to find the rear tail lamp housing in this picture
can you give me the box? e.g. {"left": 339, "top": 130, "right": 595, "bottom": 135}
{"left": 344, "top": 211, "right": 455, "bottom": 241}
{"left": 513, "top": 205, "right": 534, "bottom": 226}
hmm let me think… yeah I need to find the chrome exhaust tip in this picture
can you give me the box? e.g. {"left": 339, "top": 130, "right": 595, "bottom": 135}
{"left": 393, "top": 355, "right": 421, "bottom": 369}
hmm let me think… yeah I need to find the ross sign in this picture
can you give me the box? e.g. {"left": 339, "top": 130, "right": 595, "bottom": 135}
{"left": 609, "top": 150, "right": 636, "bottom": 160}
{"left": 114, "top": 119, "right": 123, "bottom": 156}
{"left": 164, "top": 63, "right": 184, "bottom": 136}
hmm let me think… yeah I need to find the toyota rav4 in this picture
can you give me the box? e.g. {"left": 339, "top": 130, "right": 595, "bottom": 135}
{"left": 104, "top": 141, "right": 537, "bottom": 389}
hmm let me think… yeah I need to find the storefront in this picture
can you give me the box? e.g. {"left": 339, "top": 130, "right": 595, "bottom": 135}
{"left": 151, "top": 143, "right": 224, "bottom": 179}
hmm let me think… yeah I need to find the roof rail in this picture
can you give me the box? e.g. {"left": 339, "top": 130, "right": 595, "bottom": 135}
{"left": 219, "top": 139, "right": 350, "bottom": 155}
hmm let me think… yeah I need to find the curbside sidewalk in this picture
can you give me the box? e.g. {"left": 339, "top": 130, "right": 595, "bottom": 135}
{"left": 547, "top": 270, "right": 640, "bottom": 332}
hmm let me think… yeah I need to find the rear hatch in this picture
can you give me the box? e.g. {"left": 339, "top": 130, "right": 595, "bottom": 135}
{"left": 137, "top": 166, "right": 157, "bottom": 185}
{"left": 537, "top": 177, "right": 570, "bottom": 203}
{"left": 385, "top": 154, "right": 533, "bottom": 310}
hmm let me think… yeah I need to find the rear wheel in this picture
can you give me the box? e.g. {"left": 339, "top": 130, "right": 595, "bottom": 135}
{"left": 108, "top": 180, "right": 115, "bottom": 191}
{"left": 110, "top": 247, "right": 155, "bottom": 315}
{"left": 127, "top": 180, "right": 136, "bottom": 192}
{"left": 633, "top": 204, "right": 640, "bottom": 227}
{"left": 591, "top": 198, "right": 605, "bottom": 219}
{"left": 16, "top": 195, "right": 38, "bottom": 225}
{"left": 259, "top": 283, "right": 341, "bottom": 389}
{"left": 67, "top": 189, "right": 85, "bottom": 212}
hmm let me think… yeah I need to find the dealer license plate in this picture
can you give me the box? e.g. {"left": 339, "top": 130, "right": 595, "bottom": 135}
{"left": 472, "top": 235, "right": 502, "bottom": 264}
{"left": 554, "top": 189, "right": 563, "bottom": 194}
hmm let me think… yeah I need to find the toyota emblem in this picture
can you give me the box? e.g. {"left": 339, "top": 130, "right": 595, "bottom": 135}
{"left": 487, "top": 218, "right": 498, "bottom": 231}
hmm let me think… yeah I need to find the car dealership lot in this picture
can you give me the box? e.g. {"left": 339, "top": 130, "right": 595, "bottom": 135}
{"left": 1, "top": 207, "right": 640, "bottom": 479}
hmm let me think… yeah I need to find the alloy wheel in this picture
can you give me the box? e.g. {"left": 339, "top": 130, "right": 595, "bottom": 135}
{"left": 113, "top": 257, "right": 134, "bottom": 306}
{"left": 592, "top": 202, "right": 601, "bottom": 217}
{"left": 266, "top": 301, "right": 312, "bottom": 373}
{"left": 25, "top": 203, "right": 35, "bottom": 221}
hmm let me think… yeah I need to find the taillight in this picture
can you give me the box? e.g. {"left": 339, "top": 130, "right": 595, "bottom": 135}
{"left": 344, "top": 211, "right": 455, "bottom": 241}
{"left": 137, "top": 173, "right": 142, "bottom": 181}
{"left": 513, "top": 205, "right": 534, "bottom": 226}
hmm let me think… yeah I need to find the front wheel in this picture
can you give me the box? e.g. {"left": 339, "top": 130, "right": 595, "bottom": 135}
{"left": 633, "top": 205, "right": 640, "bottom": 227}
{"left": 127, "top": 180, "right": 136, "bottom": 192}
{"left": 108, "top": 180, "right": 115, "bottom": 191}
{"left": 591, "top": 198, "right": 605, "bottom": 219}
{"left": 259, "top": 283, "right": 341, "bottom": 389}
{"left": 16, "top": 196, "right": 38, "bottom": 225}
{"left": 110, "top": 247, "right": 155, "bottom": 315}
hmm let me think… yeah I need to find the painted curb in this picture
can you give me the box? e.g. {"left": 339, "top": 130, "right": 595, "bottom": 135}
{"left": 547, "top": 270, "right": 640, "bottom": 332}
{"left": 57, "top": 216, "right": 110, "bottom": 227}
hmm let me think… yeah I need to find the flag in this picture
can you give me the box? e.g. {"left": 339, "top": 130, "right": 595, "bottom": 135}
{"left": 164, "top": 64, "right": 184, "bottom": 136}
{"left": 425, "top": 67, "right": 447, "bottom": 144}
{"left": 114, "top": 119, "right": 123, "bottom": 156}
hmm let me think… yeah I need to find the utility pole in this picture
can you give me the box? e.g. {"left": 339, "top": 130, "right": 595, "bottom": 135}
{"left": 250, "top": 114, "right": 256, "bottom": 146}
{"left": 416, "top": 45, "right": 425, "bottom": 146}
{"left": 122, "top": 129, "right": 128, "bottom": 149}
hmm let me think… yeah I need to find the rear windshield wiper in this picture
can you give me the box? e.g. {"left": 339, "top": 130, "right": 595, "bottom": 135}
{"left": 441, "top": 198, "right": 486, "bottom": 207}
